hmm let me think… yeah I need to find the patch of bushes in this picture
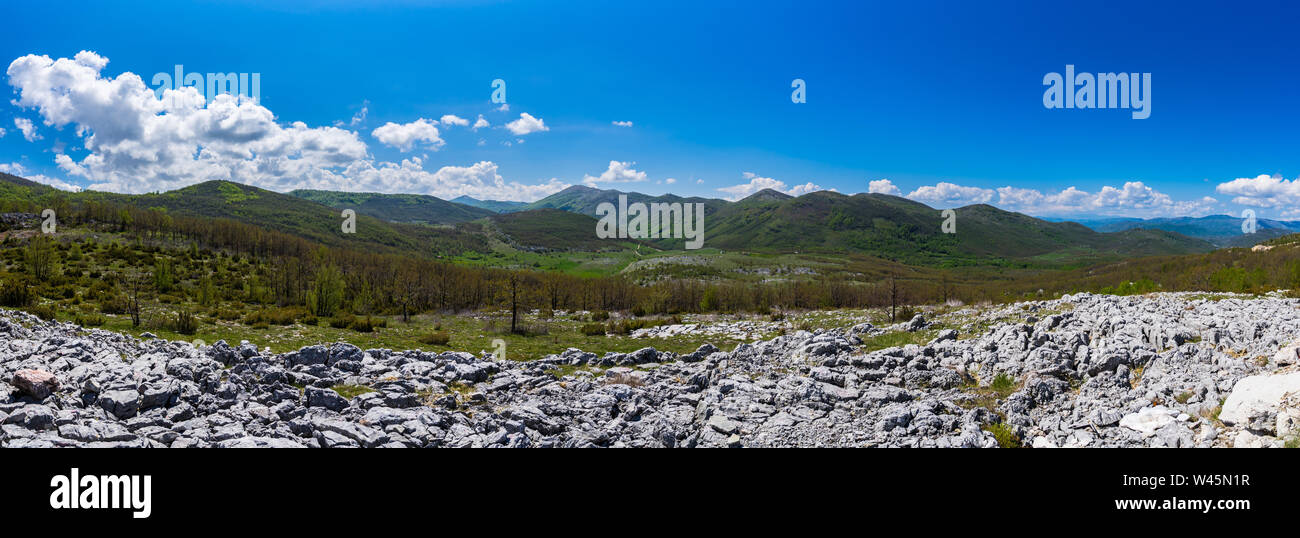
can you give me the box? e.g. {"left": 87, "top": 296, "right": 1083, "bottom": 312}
{"left": 419, "top": 331, "right": 451, "bottom": 346}
{"left": 74, "top": 313, "right": 106, "bottom": 326}
{"left": 331, "top": 313, "right": 386, "bottom": 333}
{"left": 0, "top": 277, "right": 33, "bottom": 307}
{"left": 26, "top": 303, "right": 57, "bottom": 321}
{"left": 243, "top": 307, "right": 303, "bottom": 326}
{"left": 580, "top": 323, "right": 606, "bottom": 336}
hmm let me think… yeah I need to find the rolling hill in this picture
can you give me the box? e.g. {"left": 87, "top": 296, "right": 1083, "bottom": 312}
{"left": 450, "top": 195, "right": 528, "bottom": 213}
{"left": 288, "top": 189, "right": 495, "bottom": 225}
{"left": 1, "top": 177, "right": 490, "bottom": 258}
{"left": 0, "top": 174, "right": 1218, "bottom": 268}
{"left": 522, "top": 184, "right": 729, "bottom": 217}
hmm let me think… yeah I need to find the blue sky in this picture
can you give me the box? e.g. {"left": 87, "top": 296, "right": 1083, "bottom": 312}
{"left": 2, "top": 0, "right": 1299, "bottom": 218}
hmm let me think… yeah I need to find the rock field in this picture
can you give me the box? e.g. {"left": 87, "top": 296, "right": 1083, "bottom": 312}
{"left": 3, "top": 291, "right": 1300, "bottom": 447}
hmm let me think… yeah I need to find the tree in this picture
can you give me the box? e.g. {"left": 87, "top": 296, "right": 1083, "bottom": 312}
{"left": 24, "top": 235, "right": 57, "bottom": 281}
{"left": 888, "top": 276, "right": 899, "bottom": 321}
{"left": 307, "top": 264, "right": 345, "bottom": 317}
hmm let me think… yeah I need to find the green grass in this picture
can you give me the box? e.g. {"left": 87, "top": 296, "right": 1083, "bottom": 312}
{"left": 858, "top": 328, "right": 940, "bottom": 352}
{"left": 982, "top": 422, "right": 1021, "bottom": 448}
{"left": 331, "top": 384, "right": 375, "bottom": 399}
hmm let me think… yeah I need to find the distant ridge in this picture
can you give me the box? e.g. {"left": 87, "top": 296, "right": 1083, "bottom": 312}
{"left": 450, "top": 195, "right": 528, "bottom": 213}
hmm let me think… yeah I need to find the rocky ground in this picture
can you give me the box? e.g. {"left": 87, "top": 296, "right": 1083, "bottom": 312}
{"left": 3, "top": 291, "right": 1300, "bottom": 448}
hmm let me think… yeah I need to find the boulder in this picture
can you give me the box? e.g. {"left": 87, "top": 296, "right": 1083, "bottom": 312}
{"left": 1219, "top": 371, "right": 1300, "bottom": 426}
{"left": 12, "top": 369, "right": 59, "bottom": 399}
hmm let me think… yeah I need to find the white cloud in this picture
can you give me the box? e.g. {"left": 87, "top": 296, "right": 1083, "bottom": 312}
{"left": 339, "top": 159, "right": 568, "bottom": 201}
{"left": 0, "top": 126, "right": 6, "bottom": 138}
{"left": 664, "top": 177, "right": 676, "bottom": 184}
{"left": 439, "top": 114, "right": 469, "bottom": 127}
{"left": 868, "top": 178, "right": 901, "bottom": 196}
{"left": 472, "top": 114, "right": 489, "bottom": 130}
{"left": 612, "top": 120, "right": 632, "bottom": 127}
{"left": 583, "top": 160, "right": 647, "bottom": 185}
{"left": 905, "top": 182, "right": 995, "bottom": 206}
{"left": 1214, "top": 174, "right": 1300, "bottom": 209}
{"left": 496, "top": 103, "right": 510, "bottom": 112}
{"left": 717, "top": 172, "right": 829, "bottom": 200}
{"left": 898, "top": 179, "right": 1218, "bottom": 217}
{"left": 505, "top": 112, "right": 548, "bottom": 135}
{"left": 2, "top": 51, "right": 566, "bottom": 200}
{"left": 342, "top": 100, "right": 368, "bottom": 127}
{"left": 371, "top": 118, "right": 443, "bottom": 152}
{"left": 13, "top": 117, "right": 41, "bottom": 141}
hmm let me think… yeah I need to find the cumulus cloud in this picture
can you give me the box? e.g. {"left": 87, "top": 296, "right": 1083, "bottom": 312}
{"left": 505, "top": 112, "right": 548, "bottom": 135}
{"left": 897, "top": 179, "right": 1217, "bottom": 217}
{"left": 905, "top": 182, "right": 995, "bottom": 206}
{"left": 339, "top": 159, "right": 568, "bottom": 201}
{"left": 583, "top": 160, "right": 647, "bottom": 185}
{"left": 1214, "top": 174, "right": 1300, "bottom": 209}
{"left": 6, "top": 51, "right": 372, "bottom": 192}
{"left": 868, "top": 179, "right": 901, "bottom": 196}
{"left": 0, "top": 126, "right": 6, "bottom": 138}
{"left": 717, "top": 172, "right": 830, "bottom": 200}
{"left": 612, "top": 120, "right": 632, "bottom": 127}
{"left": 13, "top": 117, "right": 40, "bottom": 141}
{"left": 371, "top": 118, "right": 444, "bottom": 152}
{"left": 439, "top": 114, "right": 469, "bottom": 127}
{"left": 2, "top": 51, "right": 566, "bottom": 200}
{"left": 472, "top": 114, "right": 489, "bottom": 130}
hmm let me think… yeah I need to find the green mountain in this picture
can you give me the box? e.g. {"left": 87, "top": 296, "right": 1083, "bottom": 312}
{"left": 488, "top": 209, "right": 646, "bottom": 251}
{"left": 8, "top": 178, "right": 490, "bottom": 257}
{"left": 288, "top": 189, "right": 496, "bottom": 224}
{"left": 523, "top": 184, "right": 729, "bottom": 217}
{"left": 702, "top": 190, "right": 1215, "bottom": 266}
{"left": 450, "top": 195, "right": 528, "bottom": 213}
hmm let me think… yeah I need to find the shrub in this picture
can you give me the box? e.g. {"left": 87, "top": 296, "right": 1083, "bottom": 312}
{"left": 98, "top": 295, "right": 129, "bottom": 315}
{"left": 26, "top": 303, "right": 57, "bottom": 321}
{"left": 983, "top": 422, "right": 1021, "bottom": 448}
{"left": 74, "top": 313, "right": 106, "bottom": 326}
{"left": 896, "top": 305, "right": 917, "bottom": 321}
{"left": 243, "top": 307, "right": 301, "bottom": 326}
{"left": 419, "top": 331, "right": 451, "bottom": 346}
{"left": 989, "top": 373, "right": 1017, "bottom": 396}
{"left": 329, "top": 314, "right": 356, "bottom": 329}
{"left": 590, "top": 310, "right": 610, "bottom": 322}
{"left": 0, "top": 277, "right": 33, "bottom": 307}
{"left": 347, "top": 316, "right": 385, "bottom": 333}
{"left": 172, "top": 309, "right": 199, "bottom": 335}
{"left": 580, "top": 323, "right": 606, "bottom": 336}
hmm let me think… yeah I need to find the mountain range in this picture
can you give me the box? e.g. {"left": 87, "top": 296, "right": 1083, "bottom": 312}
{"left": 1055, "top": 215, "right": 1300, "bottom": 247}
{"left": 1, "top": 174, "right": 1225, "bottom": 268}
